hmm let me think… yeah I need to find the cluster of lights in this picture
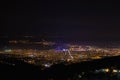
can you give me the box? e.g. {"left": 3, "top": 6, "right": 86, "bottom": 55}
{"left": 95, "top": 68, "right": 120, "bottom": 73}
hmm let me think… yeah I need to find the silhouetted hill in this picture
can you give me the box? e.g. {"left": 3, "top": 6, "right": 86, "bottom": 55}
{"left": 0, "top": 56, "right": 120, "bottom": 80}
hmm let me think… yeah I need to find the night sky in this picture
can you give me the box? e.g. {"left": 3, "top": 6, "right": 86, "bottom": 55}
{"left": 0, "top": 0, "right": 120, "bottom": 41}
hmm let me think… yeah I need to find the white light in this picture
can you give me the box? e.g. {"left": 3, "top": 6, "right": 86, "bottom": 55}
{"left": 44, "top": 63, "right": 51, "bottom": 68}
{"left": 101, "top": 69, "right": 109, "bottom": 72}
{"left": 113, "top": 69, "right": 118, "bottom": 73}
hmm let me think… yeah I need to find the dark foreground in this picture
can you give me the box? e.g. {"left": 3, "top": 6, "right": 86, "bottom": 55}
{"left": 0, "top": 56, "right": 120, "bottom": 80}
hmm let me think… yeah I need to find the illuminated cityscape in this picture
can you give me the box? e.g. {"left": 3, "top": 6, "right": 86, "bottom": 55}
{"left": 0, "top": 40, "right": 120, "bottom": 80}
{"left": 0, "top": 40, "right": 120, "bottom": 69}
{"left": 1, "top": 0, "right": 120, "bottom": 79}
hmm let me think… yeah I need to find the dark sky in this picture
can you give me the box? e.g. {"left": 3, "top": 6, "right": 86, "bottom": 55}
{"left": 0, "top": 0, "right": 120, "bottom": 41}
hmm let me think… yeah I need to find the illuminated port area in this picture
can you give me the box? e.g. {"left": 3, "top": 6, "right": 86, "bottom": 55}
{"left": 0, "top": 41, "right": 120, "bottom": 69}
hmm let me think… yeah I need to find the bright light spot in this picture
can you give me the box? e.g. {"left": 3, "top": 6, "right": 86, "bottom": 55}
{"left": 105, "top": 69, "right": 109, "bottom": 72}
{"left": 113, "top": 69, "right": 118, "bottom": 73}
{"left": 63, "top": 49, "right": 68, "bottom": 51}
{"left": 44, "top": 63, "right": 52, "bottom": 68}
{"left": 102, "top": 68, "right": 109, "bottom": 72}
